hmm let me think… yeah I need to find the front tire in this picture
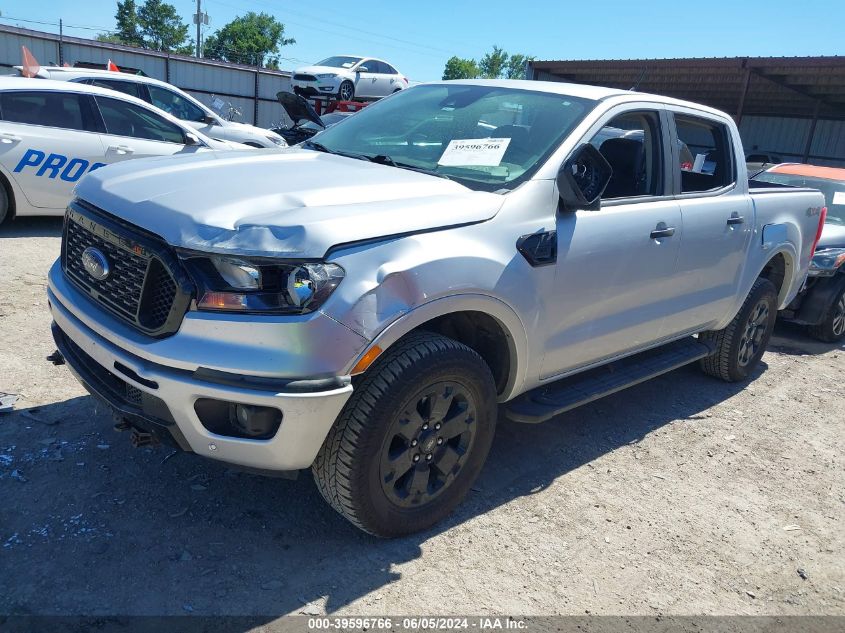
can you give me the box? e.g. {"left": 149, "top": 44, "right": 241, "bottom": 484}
{"left": 338, "top": 80, "right": 355, "bottom": 101}
{"left": 312, "top": 332, "right": 497, "bottom": 537}
{"left": 808, "top": 284, "right": 845, "bottom": 342}
{"left": 0, "top": 184, "right": 9, "bottom": 225}
{"left": 700, "top": 278, "right": 778, "bottom": 382}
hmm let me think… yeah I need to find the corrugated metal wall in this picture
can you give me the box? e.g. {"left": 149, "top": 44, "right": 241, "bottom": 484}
{"left": 739, "top": 116, "right": 845, "bottom": 167}
{"left": 0, "top": 24, "right": 291, "bottom": 128}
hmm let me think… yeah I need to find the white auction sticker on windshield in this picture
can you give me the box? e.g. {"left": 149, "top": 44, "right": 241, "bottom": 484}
{"left": 438, "top": 138, "right": 511, "bottom": 167}
{"left": 833, "top": 191, "right": 845, "bottom": 205}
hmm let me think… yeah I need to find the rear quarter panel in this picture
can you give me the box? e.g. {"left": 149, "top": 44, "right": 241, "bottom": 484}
{"left": 729, "top": 187, "right": 826, "bottom": 322}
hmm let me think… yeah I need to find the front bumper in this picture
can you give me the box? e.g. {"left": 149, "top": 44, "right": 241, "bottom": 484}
{"left": 48, "top": 262, "right": 359, "bottom": 471}
{"left": 291, "top": 79, "right": 339, "bottom": 97}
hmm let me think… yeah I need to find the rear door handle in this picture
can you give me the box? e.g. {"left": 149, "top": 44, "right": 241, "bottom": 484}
{"left": 0, "top": 132, "right": 21, "bottom": 143}
{"left": 727, "top": 213, "right": 745, "bottom": 225}
{"left": 650, "top": 223, "right": 676, "bottom": 239}
{"left": 108, "top": 145, "right": 134, "bottom": 155}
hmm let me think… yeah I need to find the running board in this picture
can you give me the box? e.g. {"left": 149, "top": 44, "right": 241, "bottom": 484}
{"left": 505, "top": 337, "right": 714, "bottom": 424}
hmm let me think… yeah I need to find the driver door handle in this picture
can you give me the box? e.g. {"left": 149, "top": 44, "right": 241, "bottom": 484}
{"left": 727, "top": 212, "right": 745, "bottom": 225}
{"left": 0, "top": 132, "right": 21, "bottom": 143}
{"left": 108, "top": 145, "right": 134, "bottom": 155}
{"left": 650, "top": 223, "right": 676, "bottom": 239}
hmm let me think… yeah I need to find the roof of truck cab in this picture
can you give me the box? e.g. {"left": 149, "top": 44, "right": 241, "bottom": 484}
{"left": 768, "top": 163, "right": 845, "bottom": 182}
{"left": 434, "top": 79, "right": 734, "bottom": 119}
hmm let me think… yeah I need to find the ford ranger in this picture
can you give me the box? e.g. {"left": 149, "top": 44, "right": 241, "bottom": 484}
{"left": 47, "top": 80, "right": 827, "bottom": 536}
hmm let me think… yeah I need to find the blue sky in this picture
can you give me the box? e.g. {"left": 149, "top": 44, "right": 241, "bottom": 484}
{"left": 1, "top": 0, "right": 841, "bottom": 81}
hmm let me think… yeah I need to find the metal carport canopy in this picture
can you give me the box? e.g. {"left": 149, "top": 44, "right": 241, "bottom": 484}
{"left": 527, "top": 56, "right": 845, "bottom": 121}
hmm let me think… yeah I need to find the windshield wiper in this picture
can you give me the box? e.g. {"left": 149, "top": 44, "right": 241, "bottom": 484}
{"left": 301, "top": 140, "right": 368, "bottom": 161}
{"left": 366, "top": 154, "right": 452, "bottom": 180}
{"left": 301, "top": 139, "right": 330, "bottom": 152}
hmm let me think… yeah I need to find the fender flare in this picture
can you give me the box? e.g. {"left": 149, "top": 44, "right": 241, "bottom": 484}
{"left": 345, "top": 293, "right": 529, "bottom": 402}
{"left": 714, "top": 244, "right": 800, "bottom": 331}
{"left": 760, "top": 243, "right": 800, "bottom": 309}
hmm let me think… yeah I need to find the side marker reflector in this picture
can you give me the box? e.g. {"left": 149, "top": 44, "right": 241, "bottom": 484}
{"left": 351, "top": 345, "right": 382, "bottom": 375}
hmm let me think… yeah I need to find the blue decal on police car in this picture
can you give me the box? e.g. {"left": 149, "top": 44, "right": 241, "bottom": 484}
{"left": 13, "top": 149, "right": 105, "bottom": 183}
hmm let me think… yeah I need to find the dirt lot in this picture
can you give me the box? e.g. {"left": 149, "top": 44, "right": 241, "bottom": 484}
{"left": 0, "top": 217, "right": 843, "bottom": 619}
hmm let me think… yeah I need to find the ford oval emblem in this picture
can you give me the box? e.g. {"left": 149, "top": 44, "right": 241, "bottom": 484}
{"left": 81, "top": 247, "right": 110, "bottom": 281}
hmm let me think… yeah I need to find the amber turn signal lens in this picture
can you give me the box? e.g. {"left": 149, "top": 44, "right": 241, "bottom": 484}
{"left": 351, "top": 345, "right": 382, "bottom": 375}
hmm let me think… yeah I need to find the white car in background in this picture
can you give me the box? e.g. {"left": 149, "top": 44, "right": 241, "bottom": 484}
{"left": 0, "top": 78, "right": 247, "bottom": 224}
{"left": 291, "top": 55, "right": 408, "bottom": 101}
{"left": 13, "top": 66, "right": 287, "bottom": 149}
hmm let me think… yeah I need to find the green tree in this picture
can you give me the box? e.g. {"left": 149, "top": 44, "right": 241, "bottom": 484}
{"left": 95, "top": 33, "right": 125, "bottom": 44}
{"left": 137, "top": 0, "right": 192, "bottom": 52}
{"left": 115, "top": 0, "right": 143, "bottom": 46}
{"left": 442, "top": 56, "right": 479, "bottom": 80}
{"left": 505, "top": 53, "right": 533, "bottom": 79}
{"left": 479, "top": 45, "right": 508, "bottom": 79}
{"left": 446, "top": 46, "right": 532, "bottom": 81}
{"left": 203, "top": 12, "right": 294, "bottom": 67}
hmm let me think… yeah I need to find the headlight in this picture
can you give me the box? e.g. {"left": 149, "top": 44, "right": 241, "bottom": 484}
{"left": 266, "top": 134, "right": 287, "bottom": 147}
{"left": 809, "top": 247, "right": 845, "bottom": 276}
{"left": 180, "top": 254, "right": 344, "bottom": 314}
{"left": 316, "top": 73, "right": 337, "bottom": 79}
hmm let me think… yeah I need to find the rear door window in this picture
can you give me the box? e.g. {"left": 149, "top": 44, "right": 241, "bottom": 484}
{"left": 0, "top": 90, "right": 92, "bottom": 131}
{"left": 673, "top": 114, "right": 735, "bottom": 193}
{"left": 95, "top": 96, "right": 186, "bottom": 144}
{"left": 147, "top": 85, "right": 207, "bottom": 123}
{"left": 89, "top": 79, "right": 145, "bottom": 100}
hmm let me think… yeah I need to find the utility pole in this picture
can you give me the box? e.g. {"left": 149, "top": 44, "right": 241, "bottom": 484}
{"left": 193, "top": 0, "right": 208, "bottom": 58}
{"left": 58, "top": 19, "right": 64, "bottom": 66}
{"left": 195, "top": 0, "right": 201, "bottom": 57}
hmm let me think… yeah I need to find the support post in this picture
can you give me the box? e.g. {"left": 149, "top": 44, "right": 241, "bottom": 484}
{"left": 802, "top": 100, "right": 821, "bottom": 164}
{"left": 254, "top": 55, "right": 260, "bottom": 125}
{"left": 735, "top": 65, "right": 751, "bottom": 126}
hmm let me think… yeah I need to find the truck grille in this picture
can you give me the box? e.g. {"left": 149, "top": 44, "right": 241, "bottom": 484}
{"left": 61, "top": 202, "right": 192, "bottom": 337}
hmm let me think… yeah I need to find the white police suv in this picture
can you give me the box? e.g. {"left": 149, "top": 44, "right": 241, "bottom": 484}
{"left": 15, "top": 66, "right": 287, "bottom": 149}
{"left": 0, "top": 77, "right": 248, "bottom": 224}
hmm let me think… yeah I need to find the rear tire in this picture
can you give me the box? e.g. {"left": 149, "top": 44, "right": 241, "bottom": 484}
{"left": 699, "top": 278, "right": 778, "bottom": 382}
{"left": 808, "top": 284, "right": 845, "bottom": 342}
{"left": 312, "top": 332, "right": 497, "bottom": 537}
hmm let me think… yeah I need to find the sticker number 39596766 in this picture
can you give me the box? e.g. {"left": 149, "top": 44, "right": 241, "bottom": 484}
{"left": 438, "top": 137, "right": 511, "bottom": 167}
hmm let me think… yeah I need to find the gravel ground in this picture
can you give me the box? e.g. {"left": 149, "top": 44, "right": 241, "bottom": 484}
{"left": 1, "top": 217, "right": 843, "bottom": 619}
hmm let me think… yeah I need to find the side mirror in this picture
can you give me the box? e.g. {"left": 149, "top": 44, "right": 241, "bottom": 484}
{"left": 184, "top": 131, "right": 203, "bottom": 146}
{"left": 556, "top": 143, "right": 613, "bottom": 212}
{"left": 202, "top": 114, "right": 217, "bottom": 124}
{"left": 356, "top": 66, "right": 369, "bottom": 73}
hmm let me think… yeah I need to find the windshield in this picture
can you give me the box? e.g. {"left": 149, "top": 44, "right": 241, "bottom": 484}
{"left": 307, "top": 84, "right": 594, "bottom": 192}
{"left": 754, "top": 172, "right": 845, "bottom": 225}
{"left": 316, "top": 56, "right": 363, "bottom": 69}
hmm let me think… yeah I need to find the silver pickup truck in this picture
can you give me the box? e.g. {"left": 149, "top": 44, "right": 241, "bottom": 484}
{"left": 47, "top": 80, "right": 827, "bottom": 536}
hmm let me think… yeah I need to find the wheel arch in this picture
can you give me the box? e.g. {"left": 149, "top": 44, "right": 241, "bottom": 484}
{"left": 346, "top": 294, "right": 529, "bottom": 402}
{"left": 0, "top": 166, "right": 17, "bottom": 222}
{"left": 758, "top": 250, "right": 795, "bottom": 308}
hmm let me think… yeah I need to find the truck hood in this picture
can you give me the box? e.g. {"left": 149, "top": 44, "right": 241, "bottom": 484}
{"left": 276, "top": 91, "right": 325, "bottom": 129}
{"left": 75, "top": 149, "right": 504, "bottom": 258}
